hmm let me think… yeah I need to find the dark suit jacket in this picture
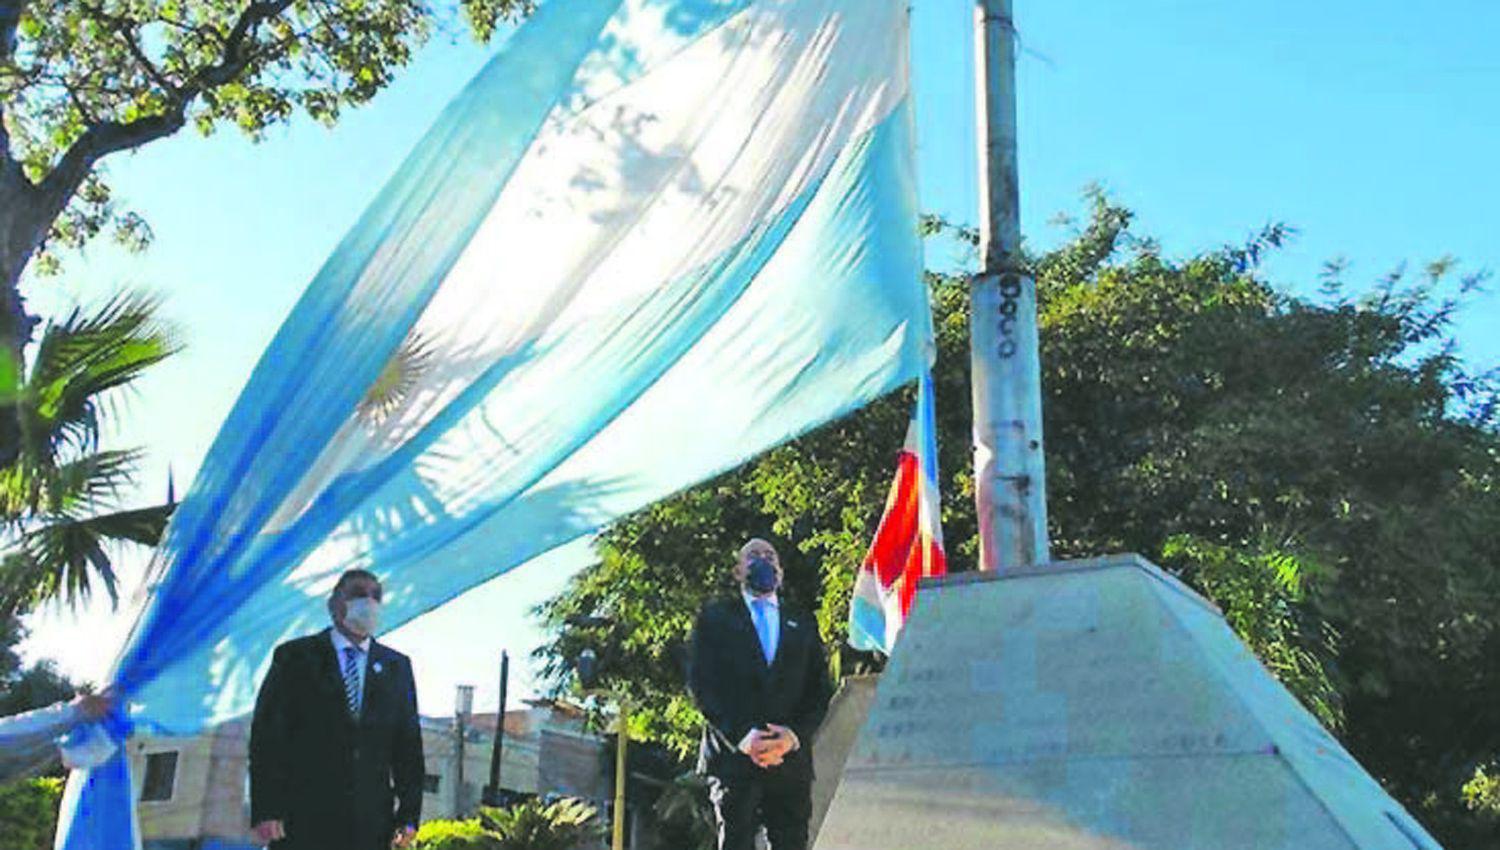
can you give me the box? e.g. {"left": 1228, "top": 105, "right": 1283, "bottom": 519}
{"left": 249, "top": 629, "right": 424, "bottom": 850}
{"left": 688, "top": 595, "right": 833, "bottom": 783}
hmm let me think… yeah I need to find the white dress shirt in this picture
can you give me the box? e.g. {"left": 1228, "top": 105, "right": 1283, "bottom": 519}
{"left": 736, "top": 589, "right": 799, "bottom": 754}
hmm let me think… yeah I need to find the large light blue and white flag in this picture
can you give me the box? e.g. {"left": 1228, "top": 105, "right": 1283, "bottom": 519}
{"left": 49, "top": 0, "right": 930, "bottom": 846}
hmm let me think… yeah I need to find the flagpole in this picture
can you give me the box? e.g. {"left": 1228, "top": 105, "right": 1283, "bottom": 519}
{"left": 970, "top": 0, "right": 1050, "bottom": 571}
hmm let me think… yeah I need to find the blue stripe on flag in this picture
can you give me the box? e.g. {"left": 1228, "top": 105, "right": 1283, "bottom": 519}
{"left": 849, "top": 595, "right": 889, "bottom": 654}
{"left": 58, "top": 5, "right": 929, "bottom": 847}
{"left": 127, "top": 94, "right": 927, "bottom": 733}
{"left": 917, "top": 371, "right": 940, "bottom": 487}
{"left": 122, "top": 0, "right": 629, "bottom": 694}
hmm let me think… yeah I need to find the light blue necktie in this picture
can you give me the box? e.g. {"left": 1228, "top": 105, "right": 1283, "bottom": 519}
{"left": 342, "top": 646, "right": 363, "bottom": 716}
{"left": 751, "top": 599, "right": 775, "bottom": 664}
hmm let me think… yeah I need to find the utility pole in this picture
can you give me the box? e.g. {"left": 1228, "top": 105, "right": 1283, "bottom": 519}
{"left": 970, "top": 0, "right": 1050, "bottom": 571}
{"left": 454, "top": 684, "right": 474, "bottom": 816}
{"left": 484, "top": 652, "right": 510, "bottom": 806}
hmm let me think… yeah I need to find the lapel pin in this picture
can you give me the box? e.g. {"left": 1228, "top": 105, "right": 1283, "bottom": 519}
{"left": 787, "top": 620, "right": 798, "bottom": 629}
{"left": 372, "top": 661, "right": 384, "bottom": 674}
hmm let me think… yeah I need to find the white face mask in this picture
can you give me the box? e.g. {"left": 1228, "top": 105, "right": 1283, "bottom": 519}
{"left": 343, "top": 597, "right": 381, "bottom": 637}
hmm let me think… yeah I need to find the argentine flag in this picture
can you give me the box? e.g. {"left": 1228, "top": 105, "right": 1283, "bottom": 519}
{"left": 53, "top": 1, "right": 932, "bottom": 846}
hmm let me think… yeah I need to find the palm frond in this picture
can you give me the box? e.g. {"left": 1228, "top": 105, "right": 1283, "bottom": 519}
{"left": 0, "top": 502, "right": 174, "bottom": 616}
{"left": 82, "top": 503, "right": 175, "bottom": 547}
{"left": 22, "top": 294, "right": 179, "bottom": 463}
{"left": 0, "top": 291, "right": 178, "bottom": 616}
{"left": 0, "top": 449, "right": 142, "bottom": 519}
{"left": 0, "top": 528, "right": 113, "bottom": 617}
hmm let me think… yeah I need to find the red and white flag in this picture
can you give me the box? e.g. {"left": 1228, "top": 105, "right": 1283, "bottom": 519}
{"left": 849, "top": 373, "right": 946, "bottom": 654}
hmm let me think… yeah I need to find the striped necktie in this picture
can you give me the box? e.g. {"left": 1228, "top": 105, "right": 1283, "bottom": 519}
{"left": 342, "top": 646, "right": 363, "bottom": 717}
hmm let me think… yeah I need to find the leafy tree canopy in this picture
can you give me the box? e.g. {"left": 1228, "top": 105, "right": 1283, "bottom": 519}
{"left": 0, "top": 775, "right": 63, "bottom": 850}
{"left": 535, "top": 194, "right": 1500, "bottom": 848}
{"left": 0, "top": 614, "right": 77, "bottom": 716}
{"left": 0, "top": 0, "right": 532, "bottom": 337}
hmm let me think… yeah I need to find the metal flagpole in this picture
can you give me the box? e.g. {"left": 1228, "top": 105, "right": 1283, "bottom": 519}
{"left": 970, "top": 0, "right": 1050, "bottom": 571}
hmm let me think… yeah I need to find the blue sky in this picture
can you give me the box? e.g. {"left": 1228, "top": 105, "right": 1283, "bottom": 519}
{"left": 21, "top": 0, "right": 1500, "bottom": 716}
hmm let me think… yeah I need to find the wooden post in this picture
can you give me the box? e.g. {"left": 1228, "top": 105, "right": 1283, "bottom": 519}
{"left": 612, "top": 700, "right": 628, "bottom": 850}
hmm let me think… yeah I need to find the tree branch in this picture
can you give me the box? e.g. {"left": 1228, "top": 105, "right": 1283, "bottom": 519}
{"left": 0, "top": 96, "right": 14, "bottom": 190}
{"left": 0, "top": 0, "right": 28, "bottom": 184}
{"left": 0, "top": 0, "right": 25, "bottom": 63}
{"left": 61, "top": 80, "right": 102, "bottom": 129}
{"left": 26, "top": 0, "right": 294, "bottom": 261}
{"left": 193, "top": 0, "right": 295, "bottom": 90}
{"left": 26, "top": 111, "right": 182, "bottom": 262}
{"left": 79, "top": 3, "right": 179, "bottom": 94}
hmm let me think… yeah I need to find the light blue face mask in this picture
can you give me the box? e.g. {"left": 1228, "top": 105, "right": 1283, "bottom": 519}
{"left": 343, "top": 597, "right": 382, "bottom": 636}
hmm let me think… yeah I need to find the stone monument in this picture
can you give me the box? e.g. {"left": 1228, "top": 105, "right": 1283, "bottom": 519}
{"left": 813, "top": 555, "right": 1442, "bottom": 850}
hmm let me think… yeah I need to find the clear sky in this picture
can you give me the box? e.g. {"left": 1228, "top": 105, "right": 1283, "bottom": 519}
{"left": 20, "top": 0, "right": 1500, "bottom": 718}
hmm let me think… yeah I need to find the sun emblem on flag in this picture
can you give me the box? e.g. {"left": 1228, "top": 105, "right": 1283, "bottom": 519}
{"left": 357, "top": 332, "right": 434, "bottom": 426}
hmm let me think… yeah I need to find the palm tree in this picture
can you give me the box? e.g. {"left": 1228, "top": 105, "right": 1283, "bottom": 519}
{"left": 0, "top": 294, "right": 179, "bottom": 616}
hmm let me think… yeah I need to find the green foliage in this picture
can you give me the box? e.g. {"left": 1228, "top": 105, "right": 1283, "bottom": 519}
{"left": 479, "top": 798, "right": 602, "bottom": 850}
{"left": 0, "top": 614, "right": 77, "bottom": 716}
{"left": 1160, "top": 535, "right": 1341, "bottom": 728}
{"left": 413, "top": 799, "right": 602, "bottom": 850}
{"left": 1036, "top": 194, "right": 1500, "bottom": 847}
{"left": 537, "top": 194, "right": 1500, "bottom": 848}
{"left": 0, "top": 293, "right": 178, "bottom": 614}
{"left": 413, "top": 816, "right": 490, "bottom": 849}
{"left": 0, "top": 0, "right": 533, "bottom": 277}
{"left": 1463, "top": 764, "right": 1500, "bottom": 821}
{"left": 0, "top": 776, "right": 64, "bottom": 850}
{"left": 651, "top": 771, "right": 716, "bottom": 850}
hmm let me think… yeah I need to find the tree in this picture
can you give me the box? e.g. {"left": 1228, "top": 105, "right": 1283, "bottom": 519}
{"left": 0, "top": 0, "right": 533, "bottom": 462}
{"left": 535, "top": 195, "right": 1500, "bottom": 848}
{"left": 0, "top": 293, "right": 178, "bottom": 615}
{"left": 1034, "top": 198, "right": 1500, "bottom": 846}
{"left": 0, "top": 616, "right": 75, "bottom": 844}
{"left": 0, "top": 614, "right": 76, "bottom": 716}
{"left": 0, "top": 775, "right": 63, "bottom": 850}
{"left": 0, "top": 613, "right": 78, "bottom": 715}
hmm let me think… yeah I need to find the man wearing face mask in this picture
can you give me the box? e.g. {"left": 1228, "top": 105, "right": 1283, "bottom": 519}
{"left": 688, "top": 538, "right": 833, "bottom": 850}
{"left": 249, "top": 569, "right": 424, "bottom": 850}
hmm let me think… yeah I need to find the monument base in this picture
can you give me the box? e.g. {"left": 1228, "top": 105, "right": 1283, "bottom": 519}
{"left": 812, "top": 555, "right": 1441, "bottom": 850}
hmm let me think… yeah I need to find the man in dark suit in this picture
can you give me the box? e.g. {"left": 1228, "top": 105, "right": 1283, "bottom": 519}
{"left": 689, "top": 538, "right": 834, "bottom": 850}
{"left": 250, "top": 569, "right": 425, "bottom": 850}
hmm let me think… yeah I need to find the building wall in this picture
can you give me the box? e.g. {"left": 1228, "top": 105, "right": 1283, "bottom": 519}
{"left": 133, "top": 708, "right": 606, "bottom": 844}
{"left": 418, "top": 723, "right": 544, "bottom": 820}
{"left": 131, "top": 729, "right": 219, "bottom": 841}
{"left": 199, "top": 722, "right": 254, "bottom": 840}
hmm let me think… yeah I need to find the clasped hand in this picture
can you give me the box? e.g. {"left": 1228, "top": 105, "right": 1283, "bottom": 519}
{"left": 744, "top": 724, "right": 796, "bottom": 768}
